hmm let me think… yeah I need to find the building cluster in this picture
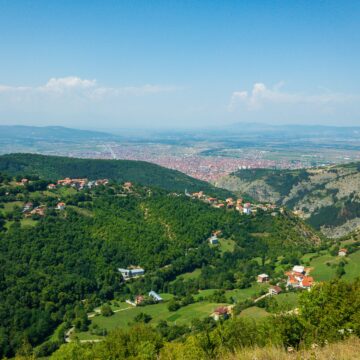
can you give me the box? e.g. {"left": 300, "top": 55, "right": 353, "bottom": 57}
{"left": 127, "top": 291, "right": 163, "bottom": 307}
{"left": 285, "top": 265, "right": 314, "bottom": 290}
{"left": 22, "top": 201, "right": 67, "bottom": 218}
{"left": 16, "top": 178, "right": 29, "bottom": 186}
{"left": 94, "top": 144, "right": 306, "bottom": 182}
{"left": 188, "top": 190, "right": 279, "bottom": 216}
{"left": 23, "top": 204, "right": 46, "bottom": 217}
{"left": 49, "top": 177, "right": 109, "bottom": 190}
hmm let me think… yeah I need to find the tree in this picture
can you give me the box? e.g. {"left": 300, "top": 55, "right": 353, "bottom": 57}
{"left": 100, "top": 304, "right": 113, "bottom": 317}
{"left": 134, "top": 312, "right": 152, "bottom": 324}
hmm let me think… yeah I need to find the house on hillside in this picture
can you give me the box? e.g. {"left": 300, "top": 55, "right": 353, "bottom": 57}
{"left": 300, "top": 276, "right": 314, "bottom": 289}
{"left": 118, "top": 267, "right": 145, "bottom": 280}
{"left": 211, "top": 306, "right": 230, "bottom": 321}
{"left": 209, "top": 235, "right": 219, "bottom": 245}
{"left": 56, "top": 202, "right": 66, "bottom": 210}
{"left": 47, "top": 183, "right": 56, "bottom": 190}
{"left": 23, "top": 202, "right": 33, "bottom": 213}
{"left": 28, "top": 205, "right": 46, "bottom": 217}
{"left": 286, "top": 266, "right": 314, "bottom": 289}
{"left": 269, "top": 286, "right": 282, "bottom": 295}
{"left": 243, "top": 203, "right": 252, "bottom": 215}
{"left": 338, "top": 248, "right": 348, "bottom": 257}
{"left": 257, "top": 273, "right": 270, "bottom": 283}
{"left": 135, "top": 295, "right": 145, "bottom": 305}
{"left": 292, "top": 265, "right": 305, "bottom": 274}
{"left": 149, "top": 291, "right": 163, "bottom": 302}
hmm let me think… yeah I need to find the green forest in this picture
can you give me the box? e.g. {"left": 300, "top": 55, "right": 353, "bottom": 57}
{"left": 0, "top": 170, "right": 325, "bottom": 358}
{"left": 0, "top": 153, "right": 231, "bottom": 197}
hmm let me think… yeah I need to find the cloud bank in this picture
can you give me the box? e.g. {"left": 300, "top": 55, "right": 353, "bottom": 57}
{"left": 228, "top": 82, "right": 360, "bottom": 112}
{"left": 0, "top": 76, "right": 179, "bottom": 98}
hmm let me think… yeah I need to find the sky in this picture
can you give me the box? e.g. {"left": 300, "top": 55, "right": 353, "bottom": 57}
{"left": 0, "top": 0, "right": 360, "bottom": 129}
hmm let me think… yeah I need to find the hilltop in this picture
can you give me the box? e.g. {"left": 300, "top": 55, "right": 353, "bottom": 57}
{"left": 216, "top": 162, "right": 360, "bottom": 237}
{"left": 0, "top": 153, "right": 231, "bottom": 197}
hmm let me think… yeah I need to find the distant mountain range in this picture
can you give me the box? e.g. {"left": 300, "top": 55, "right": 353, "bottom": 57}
{"left": 0, "top": 125, "right": 119, "bottom": 141}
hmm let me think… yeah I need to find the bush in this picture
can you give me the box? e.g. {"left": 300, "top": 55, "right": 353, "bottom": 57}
{"left": 101, "top": 304, "right": 114, "bottom": 317}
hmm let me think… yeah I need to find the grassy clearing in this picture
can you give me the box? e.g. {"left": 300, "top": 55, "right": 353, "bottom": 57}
{"left": 20, "top": 218, "right": 38, "bottom": 227}
{"left": 67, "top": 205, "right": 93, "bottom": 217}
{"left": 308, "top": 253, "right": 339, "bottom": 282}
{"left": 226, "top": 283, "right": 268, "bottom": 303}
{"left": 178, "top": 268, "right": 201, "bottom": 280}
{"left": 77, "top": 300, "right": 227, "bottom": 340}
{"left": 239, "top": 306, "right": 269, "bottom": 319}
{"left": 343, "top": 249, "right": 360, "bottom": 281}
{"left": 219, "top": 238, "right": 236, "bottom": 253}
{"left": 3, "top": 201, "right": 23, "bottom": 213}
{"left": 274, "top": 292, "right": 299, "bottom": 310}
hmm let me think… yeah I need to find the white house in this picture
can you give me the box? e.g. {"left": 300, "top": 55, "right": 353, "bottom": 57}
{"left": 292, "top": 265, "right": 305, "bottom": 274}
{"left": 257, "top": 273, "right": 270, "bottom": 283}
{"left": 118, "top": 267, "right": 145, "bottom": 280}
{"left": 209, "top": 235, "right": 219, "bottom": 245}
{"left": 338, "top": 248, "right": 348, "bottom": 257}
{"left": 269, "top": 285, "right": 282, "bottom": 295}
{"left": 149, "top": 290, "right": 163, "bottom": 302}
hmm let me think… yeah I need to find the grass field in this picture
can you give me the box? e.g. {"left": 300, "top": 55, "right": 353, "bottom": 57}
{"left": 2, "top": 201, "right": 23, "bottom": 213}
{"left": 343, "top": 250, "right": 360, "bottom": 281}
{"left": 77, "top": 300, "right": 227, "bottom": 340}
{"left": 308, "top": 253, "right": 339, "bottom": 281}
{"left": 20, "top": 218, "right": 38, "bottom": 227}
{"left": 226, "top": 283, "right": 267, "bottom": 303}
{"left": 178, "top": 268, "right": 202, "bottom": 280}
{"left": 274, "top": 292, "right": 299, "bottom": 310}
{"left": 219, "top": 238, "right": 236, "bottom": 253}
{"left": 239, "top": 306, "right": 269, "bottom": 319}
{"left": 304, "top": 248, "right": 360, "bottom": 282}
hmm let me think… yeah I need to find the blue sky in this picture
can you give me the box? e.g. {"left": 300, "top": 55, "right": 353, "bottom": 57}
{"left": 0, "top": 0, "right": 360, "bottom": 129}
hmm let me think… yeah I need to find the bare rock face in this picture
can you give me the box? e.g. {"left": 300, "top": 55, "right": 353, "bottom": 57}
{"left": 216, "top": 164, "right": 360, "bottom": 238}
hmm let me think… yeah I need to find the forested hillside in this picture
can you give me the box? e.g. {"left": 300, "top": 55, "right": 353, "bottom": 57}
{"left": 0, "top": 153, "right": 231, "bottom": 196}
{"left": 216, "top": 163, "right": 360, "bottom": 237}
{"left": 0, "top": 173, "right": 322, "bottom": 358}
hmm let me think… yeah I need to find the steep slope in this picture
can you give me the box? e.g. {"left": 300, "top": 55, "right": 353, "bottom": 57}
{"left": 216, "top": 163, "right": 360, "bottom": 237}
{"left": 0, "top": 153, "right": 231, "bottom": 196}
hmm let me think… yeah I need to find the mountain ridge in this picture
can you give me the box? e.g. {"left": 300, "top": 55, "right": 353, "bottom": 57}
{"left": 216, "top": 162, "right": 360, "bottom": 237}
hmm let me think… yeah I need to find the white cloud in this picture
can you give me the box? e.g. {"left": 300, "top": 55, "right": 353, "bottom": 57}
{"left": 40, "top": 77, "right": 97, "bottom": 92}
{"left": 0, "top": 76, "right": 179, "bottom": 98}
{"left": 228, "top": 82, "right": 360, "bottom": 112}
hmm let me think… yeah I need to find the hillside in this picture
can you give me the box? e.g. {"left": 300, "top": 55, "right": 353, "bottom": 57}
{"left": 0, "top": 153, "right": 231, "bottom": 196}
{"left": 0, "top": 173, "right": 322, "bottom": 357}
{"left": 216, "top": 163, "right": 360, "bottom": 238}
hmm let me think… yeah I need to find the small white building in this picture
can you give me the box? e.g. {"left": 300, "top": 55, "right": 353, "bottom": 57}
{"left": 338, "top": 248, "right": 348, "bottom": 257}
{"left": 292, "top": 265, "right": 305, "bottom": 274}
{"left": 149, "top": 290, "right": 163, "bottom": 302}
{"left": 118, "top": 267, "right": 145, "bottom": 280}
{"left": 243, "top": 203, "right": 252, "bottom": 215}
{"left": 257, "top": 273, "right": 270, "bottom": 283}
{"left": 269, "top": 285, "right": 282, "bottom": 295}
{"left": 209, "top": 235, "right": 219, "bottom": 245}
